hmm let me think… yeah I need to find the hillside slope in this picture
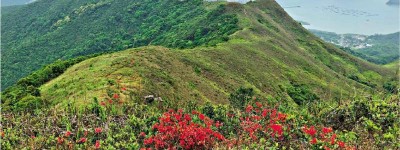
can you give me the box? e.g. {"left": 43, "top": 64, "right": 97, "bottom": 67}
{"left": 1, "top": 0, "right": 239, "bottom": 89}
{"left": 2, "top": 0, "right": 393, "bottom": 110}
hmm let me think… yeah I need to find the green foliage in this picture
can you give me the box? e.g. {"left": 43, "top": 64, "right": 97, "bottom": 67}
{"left": 228, "top": 87, "right": 254, "bottom": 110}
{"left": 383, "top": 80, "right": 398, "bottom": 94}
{"left": 286, "top": 83, "right": 319, "bottom": 105}
{"left": 14, "top": 94, "right": 44, "bottom": 112}
{"left": 324, "top": 97, "right": 399, "bottom": 147}
{"left": 1, "top": 0, "right": 240, "bottom": 89}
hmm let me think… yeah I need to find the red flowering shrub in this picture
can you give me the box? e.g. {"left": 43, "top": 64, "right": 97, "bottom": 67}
{"left": 225, "top": 103, "right": 289, "bottom": 148}
{"left": 143, "top": 109, "right": 225, "bottom": 150}
{"left": 302, "top": 126, "right": 354, "bottom": 150}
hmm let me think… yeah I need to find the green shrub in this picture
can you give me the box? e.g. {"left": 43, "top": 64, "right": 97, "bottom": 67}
{"left": 228, "top": 87, "right": 254, "bottom": 110}
{"left": 14, "top": 95, "right": 44, "bottom": 112}
{"left": 286, "top": 83, "right": 319, "bottom": 105}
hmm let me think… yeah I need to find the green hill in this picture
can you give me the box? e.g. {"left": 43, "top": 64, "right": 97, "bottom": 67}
{"left": 2, "top": 0, "right": 395, "bottom": 111}
{"left": 1, "top": 0, "right": 239, "bottom": 89}
{"left": 1, "top": 0, "right": 399, "bottom": 149}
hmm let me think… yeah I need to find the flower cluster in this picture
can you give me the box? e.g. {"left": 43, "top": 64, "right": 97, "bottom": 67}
{"left": 302, "top": 126, "right": 354, "bottom": 150}
{"left": 227, "top": 103, "right": 288, "bottom": 148}
{"left": 143, "top": 109, "right": 225, "bottom": 150}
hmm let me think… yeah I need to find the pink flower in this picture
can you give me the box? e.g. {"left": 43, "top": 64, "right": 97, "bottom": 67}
{"left": 95, "top": 140, "right": 100, "bottom": 149}
{"left": 113, "top": 93, "right": 119, "bottom": 99}
{"left": 95, "top": 127, "right": 102, "bottom": 134}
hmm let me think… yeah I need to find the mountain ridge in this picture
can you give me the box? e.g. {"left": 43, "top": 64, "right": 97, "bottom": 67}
{"left": 2, "top": 0, "right": 395, "bottom": 111}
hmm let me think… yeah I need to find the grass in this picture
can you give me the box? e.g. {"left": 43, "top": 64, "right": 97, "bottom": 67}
{"left": 38, "top": 1, "right": 395, "bottom": 110}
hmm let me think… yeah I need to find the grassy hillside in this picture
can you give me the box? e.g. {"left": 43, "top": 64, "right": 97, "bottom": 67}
{"left": 384, "top": 60, "right": 400, "bottom": 70}
{"left": 1, "top": 0, "right": 239, "bottom": 89}
{"left": 311, "top": 30, "right": 400, "bottom": 65}
{"left": 1, "top": 0, "right": 399, "bottom": 149}
{"left": 3, "top": 0, "right": 395, "bottom": 111}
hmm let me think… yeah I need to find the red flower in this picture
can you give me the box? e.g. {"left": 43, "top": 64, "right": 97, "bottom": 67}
{"left": 322, "top": 127, "right": 333, "bottom": 134}
{"left": 213, "top": 132, "right": 225, "bottom": 141}
{"left": 270, "top": 124, "right": 283, "bottom": 136}
{"left": 245, "top": 105, "right": 253, "bottom": 113}
{"left": 324, "top": 146, "right": 331, "bottom": 150}
{"left": 184, "top": 114, "right": 191, "bottom": 122}
{"left": 65, "top": 131, "right": 71, "bottom": 137}
{"left": 121, "top": 87, "right": 127, "bottom": 91}
{"left": 31, "top": 135, "right": 36, "bottom": 139}
{"left": 262, "top": 109, "right": 268, "bottom": 117}
{"left": 108, "top": 99, "right": 113, "bottom": 104}
{"left": 144, "top": 137, "right": 153, "bottom": 145}
{"left": 303, "top": 126, "right": 317, "bottom": 137}
{"left": 95, "top": 140, "right": 100, "bottom": 149}
{"left": 215, "top": 121, "right": 223, "bottom": 128}
{"left": 278, "top": 113, "right": 287, "bottom": 121}
{"left": 139, "top": 132, "right": 146, "bottom": 138}
{"left": 77, "top": 137, "right": 87, "bottom": 144}
{"left": 1, "top": 131, "right": 4, "bottom": 138}
{"left": 310, "top": 137, "right": 317, "bottom": 144}
{"left": 144, "top": 110, "right": 225, "bottom": 149}
{"left": 113, "top": 93, "right": 119, "bottom": 99}
{"left": 100, "top": 101, "right": 106, "bottom": 106}
{"left": 255, "top": 102, "right": 263, "bottom": 108}
{"left": 338, "top": 141, "right": 345, "bottom": 148}
{"left": 199, "top": 113, "right": 205, "bottom": 121}
{"left": 57, "top": 137, "right": 64, "bottom": 144}
{"left": 95, "top": 127, "right": 102, "bottom": 134}
{"left": 330, "top": 134, "right": 336, "bottom": 145}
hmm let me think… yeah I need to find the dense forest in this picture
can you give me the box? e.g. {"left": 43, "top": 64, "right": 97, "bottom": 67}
{"left": 1, "top": 0, "right": 239, "bottom": 89}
